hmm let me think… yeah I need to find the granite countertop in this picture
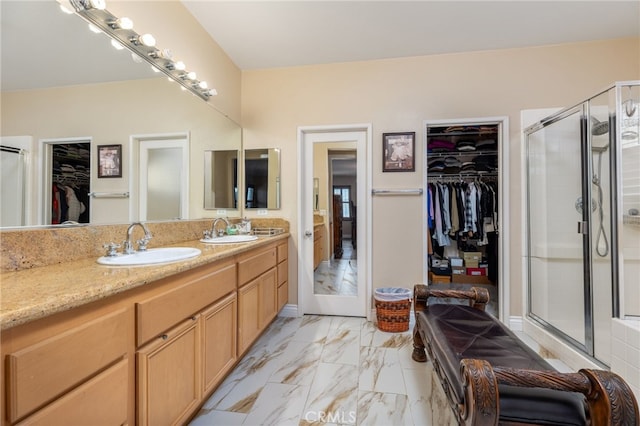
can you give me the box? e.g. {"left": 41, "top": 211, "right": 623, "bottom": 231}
{"left": 0, "top": 234, "right": 288, "bottom": 331}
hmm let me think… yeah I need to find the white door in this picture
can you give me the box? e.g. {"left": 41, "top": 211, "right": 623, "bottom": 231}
{"left": 1, "top": 136, "right": 31, "bottom": 227}
{"left": 138, "top": 138, "right": 189, "bottom": 221}
{"left": 298, "top": 125, "right": 371, "bottom": 317}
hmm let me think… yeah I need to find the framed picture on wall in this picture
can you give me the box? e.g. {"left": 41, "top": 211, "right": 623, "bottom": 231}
{"left": 383, "top": 132, "right": 415, "bottom": 172}
{"left": 97, "top": 144, "right": 122, "bottom": 178}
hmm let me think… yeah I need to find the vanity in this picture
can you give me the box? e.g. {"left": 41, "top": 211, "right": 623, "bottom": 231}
{"left": 0, "top": 220, "right": 289, "bottom": 426}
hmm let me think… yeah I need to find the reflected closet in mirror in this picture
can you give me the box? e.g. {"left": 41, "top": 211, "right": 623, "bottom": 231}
{"left": 244, "top": 149, "right": 281, "bottom": 209}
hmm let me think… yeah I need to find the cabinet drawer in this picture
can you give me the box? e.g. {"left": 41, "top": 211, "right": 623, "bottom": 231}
{"left": 277, "top": 242, "right": 288, "bottom": 263}
{"left": 6, "top": 308, "right": 129, "bottom": 423}
{"left": 277, "top": 259, "right": 288, "bottom": 286}
{"left": 16, "top": 358, "right": 129, "bottom": 426}
{"left": 136, "top": 263, "right": 236, "bottom": 347}
{"left": 238, "top": 247, "right": 276, "bottom": 286}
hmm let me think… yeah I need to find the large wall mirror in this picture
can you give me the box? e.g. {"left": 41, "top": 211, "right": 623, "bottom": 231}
{"left": 204, "top": 150, "right": 239, "bottom": 210}
{"left": 244, "top": 149, "right": 281, "bottom": 209}
{"left": 0, "top": 1, "right": 241, "bottom": 227}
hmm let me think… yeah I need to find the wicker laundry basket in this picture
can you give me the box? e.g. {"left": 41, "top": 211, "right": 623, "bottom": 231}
{"left": 374, "top": 288, "right": 412, "bottom": 332}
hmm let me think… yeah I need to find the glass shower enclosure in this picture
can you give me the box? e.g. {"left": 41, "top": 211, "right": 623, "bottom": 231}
{"left": 524, "top": 81, "right": 640, "bottom": 367}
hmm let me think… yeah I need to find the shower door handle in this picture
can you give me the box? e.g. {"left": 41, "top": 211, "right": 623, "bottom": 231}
{"left": 577, "top": 221, "right": 588, "bottom": 235}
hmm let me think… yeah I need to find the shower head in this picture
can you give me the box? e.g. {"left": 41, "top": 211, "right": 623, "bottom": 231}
{"left": 591, "top": 117, "right": 609, "bottom": 136}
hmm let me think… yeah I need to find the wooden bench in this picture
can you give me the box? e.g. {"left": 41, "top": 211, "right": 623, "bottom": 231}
{"left": 411, "top": 284, "right": 639, "bottom": 426}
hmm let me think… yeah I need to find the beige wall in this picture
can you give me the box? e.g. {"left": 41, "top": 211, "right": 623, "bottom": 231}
{"left": 107, "top": 1, "right": 241, "bottom": 122}
{"left": 241, "top": 37, "right": 640, "bottom": 316}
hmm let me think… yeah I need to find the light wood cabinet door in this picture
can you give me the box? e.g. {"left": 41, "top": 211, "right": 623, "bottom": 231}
{"left": 137, "top": 316, "right": 201, "bottom": 426}
{"left": 238, "top": 279, "right": 260, "bottom": 355}
{"left": 15, "top": 358, "right": 128, "bottom": 426}
{"left": 6, "top": 308, "right": 130, "bottom": 423}
{"left": 202, "top": 293, "right": 237, "bottom": 396}
{"left": 259, "top": 267, "right": 278, "bottom": 328}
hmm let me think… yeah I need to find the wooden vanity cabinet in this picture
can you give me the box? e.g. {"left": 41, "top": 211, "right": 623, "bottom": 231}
{"left": 1, "top": 237, "right": 288, "bottom": 426}
{"left": 137, "top": 316, "right": 201, "bottom": 426}
{"left": 202, "top": 293, "right": 237, "bottom": 396}
{"left": 237, "top": 245, "right": 278, "bottom": 355}
{"left": 277, "top": 241, "right": 288, "bottom": 311}
{"left": 1, "top": 301, "right": 135, "bottom": 426}
{"left": 313, "top": 225, "right": 323, "bottom": 270}
{"left": 135, "top": 259, "right": 237, "bottom": 426}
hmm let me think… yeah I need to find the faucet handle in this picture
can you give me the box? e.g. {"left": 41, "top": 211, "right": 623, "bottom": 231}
{"left": 203, "top": 230, "right": 213, "bottom": 240}
{"left": 137, "top": 238, "right": 150, "bottom": 251}
{"left": 103, "top": 242, "right": 121, "bottom": 257}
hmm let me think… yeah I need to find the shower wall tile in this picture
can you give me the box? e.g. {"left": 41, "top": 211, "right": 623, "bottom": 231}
{"left": 611, "top": 319, "right": 640, "bottom": 403}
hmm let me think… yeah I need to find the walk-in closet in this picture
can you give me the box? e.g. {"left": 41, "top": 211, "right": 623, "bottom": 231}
{"left": 424, "top": 118, "right": 507, "bottom": 317}
{"left": 50, "top": 143, "right": 90, "bottom": 224}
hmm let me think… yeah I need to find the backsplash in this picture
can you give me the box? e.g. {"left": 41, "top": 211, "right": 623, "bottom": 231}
{"left": 1, "top": 218, "right": 289, "bottom": 272}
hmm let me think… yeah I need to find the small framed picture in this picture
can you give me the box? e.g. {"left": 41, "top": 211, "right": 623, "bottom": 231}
{"left": 383, "top": 132, "right": 415, "bottom": 172}
{"left": 97, "top": 144, "right": 122, "bottom": 178}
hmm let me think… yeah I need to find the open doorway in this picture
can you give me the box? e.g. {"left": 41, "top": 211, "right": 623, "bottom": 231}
{"left": 314, "top": 152, "right": 357, "bottom": 296}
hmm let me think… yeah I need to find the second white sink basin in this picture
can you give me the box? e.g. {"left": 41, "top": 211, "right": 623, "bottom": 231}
{"left": 200, "top": 235, "right": 258, "bottom": 244}
{"left": 97, "top": 247, "right": 201, "bottom": 266}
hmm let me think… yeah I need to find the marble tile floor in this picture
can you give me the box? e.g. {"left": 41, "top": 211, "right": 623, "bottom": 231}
{"left": 189, "top": 314, "right": 450, "bottom": 426}
{"left": 189, "top": 314, "right": 571, "bottom": 426}
{"left": 314, "top": 240, "right": 357, "bottom": 296}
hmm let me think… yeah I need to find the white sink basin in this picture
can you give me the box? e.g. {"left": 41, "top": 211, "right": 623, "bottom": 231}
{"left": 200, "top": 235, "right": 258, "bottom": 244}
{"left": 97, "top": 247, "right": 201, "bottom": 266}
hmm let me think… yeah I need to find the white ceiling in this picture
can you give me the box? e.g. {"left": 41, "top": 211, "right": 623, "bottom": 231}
{"left": 182, "top": 0, "right": 640, "bottom": 70}
{"left": 1, "top": 1, "right": 638, "bottom": 92}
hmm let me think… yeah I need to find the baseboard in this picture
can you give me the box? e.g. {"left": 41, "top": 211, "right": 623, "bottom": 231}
{"left": 509, "top": 315, "right": 523, "bottom": 331}
{"left": 278, "top": 304, "right": 299, "bottom": 317}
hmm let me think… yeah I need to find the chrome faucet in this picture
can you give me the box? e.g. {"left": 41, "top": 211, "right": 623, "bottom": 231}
{"left": 123, "top": 222, "right": 152, "bottom": 254}
{"left": 211, "top": 217, "right": 229, "bottom": 237}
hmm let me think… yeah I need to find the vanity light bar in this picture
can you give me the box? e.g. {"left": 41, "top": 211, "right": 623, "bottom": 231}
{"left": 65, "top": 0, "right": 216, "bottom": 101}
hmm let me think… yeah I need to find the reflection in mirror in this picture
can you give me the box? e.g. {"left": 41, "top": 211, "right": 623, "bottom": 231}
{"left": 313, "top": 178, "right": 319, "bottom": 211}
{"left": 244, "top": 149, "right": 281, "bottom": 209}
{"left": 204, "top": 150, "right": 239, "bottom": 210}
{"left": 0, "top": 1, "right": 242, "bottom": 227}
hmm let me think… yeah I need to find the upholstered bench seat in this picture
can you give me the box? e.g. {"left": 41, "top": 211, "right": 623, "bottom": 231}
{"left": 418, "top": 303, "right": 586, "bottom": 425}
{"left": 411, "top": 284, "right": 639, "bottom": 426}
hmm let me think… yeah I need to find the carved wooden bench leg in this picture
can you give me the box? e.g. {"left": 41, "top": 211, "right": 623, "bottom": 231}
{"left": 412, "top": 325, "right": 427, "bottom": 362}
{"left": 460, "top": 359, "right": 499, "bottom": 426}
{"left": 412, "top": 284, "right": 429, "bottom": 362}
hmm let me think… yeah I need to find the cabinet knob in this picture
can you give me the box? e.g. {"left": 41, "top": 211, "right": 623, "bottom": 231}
{"left": 161, "top": 334, "right": 168, "bottom": 340}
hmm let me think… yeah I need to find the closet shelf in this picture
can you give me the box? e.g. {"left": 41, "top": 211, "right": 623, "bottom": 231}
{"left": 427, "top": 130, "right": 497, "bottom": 138}
{"left": 427, "top": 150, "right": 498, "bottom": 158}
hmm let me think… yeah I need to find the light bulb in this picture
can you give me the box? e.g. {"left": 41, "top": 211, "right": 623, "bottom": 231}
{"left": 87, "top": 0, "right": 106, "bottom": 10}
{"left": 186, "top": 71, "right": 197, "bottom": 80}
{"left": 88, "top": 23, "right": 101, "bottom": 34}
{"left": 59, "top": 3, "right": 74, "bottom": 14}
{"left": 206, "top": 89, "right": 218, "bottom": 97}
{"left": 174, "top": 61, "right": 186, "bottom": 71}
{"left": 138, "top": 33, "right": 156, "bottom": 47}
{"left": 111, "top": 39, "right": 124, "bottom": 50}
{"left": 198, "top": 81, "right": 208, "bottom": 89}
{"left": 116, "top": 17, "right": 134, "bottom": 30}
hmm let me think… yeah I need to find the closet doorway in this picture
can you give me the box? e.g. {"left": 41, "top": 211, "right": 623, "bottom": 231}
{"left": 298, "top": 124, "right": 371, "bottom": 318}
{"left": 424, "top": 117, "right": 510, "bottom": 322}
{"left": 40, "top": 138, "right": 91, "bottom": 225}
